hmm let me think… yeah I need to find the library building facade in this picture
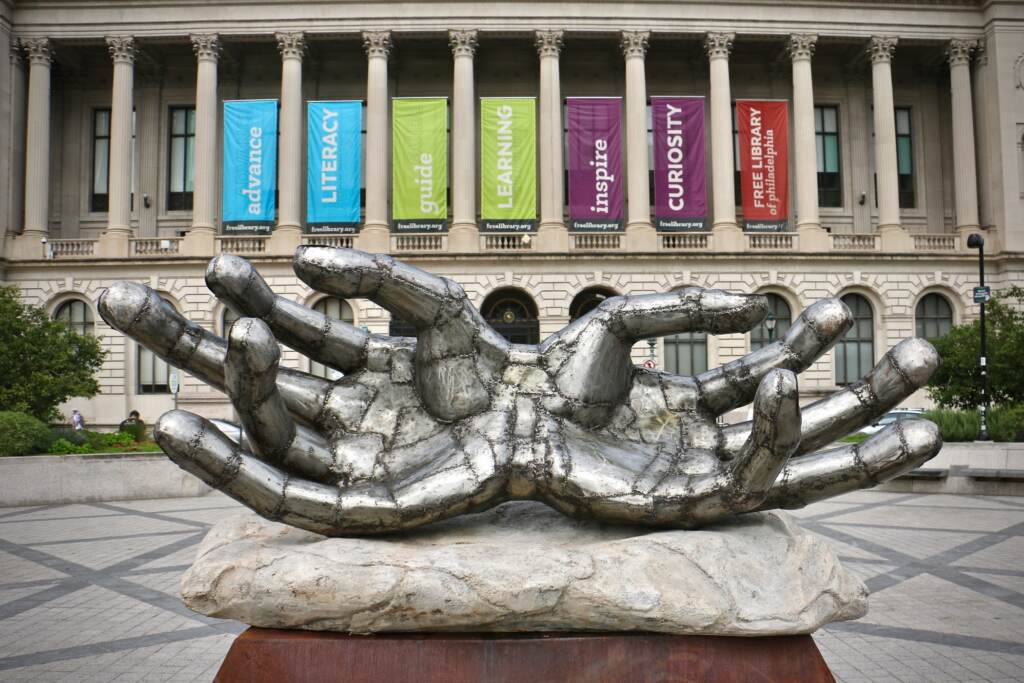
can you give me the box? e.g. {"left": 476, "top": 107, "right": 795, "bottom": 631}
{"left": 0, "top": 0, "right": 1022, "bottom": 427}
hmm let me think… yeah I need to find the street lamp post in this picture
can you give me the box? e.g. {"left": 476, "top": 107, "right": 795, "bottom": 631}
{"left": 967, "top": 233, "right": 990, "bottom": 441}
{"left": 765, "top": 311, "right": 777, "bottom": 342}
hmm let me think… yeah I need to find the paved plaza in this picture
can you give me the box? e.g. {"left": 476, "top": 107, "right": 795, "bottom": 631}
{"left": 0, "top": 490, "right": 1021, "bottom": 682}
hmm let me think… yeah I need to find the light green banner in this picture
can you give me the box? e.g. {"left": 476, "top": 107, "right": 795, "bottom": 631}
{"left": 392, "top": 98, "right": 448, "bottom": 232}
{"left": 480, "top": 98, "right": 536, "bottom": 232}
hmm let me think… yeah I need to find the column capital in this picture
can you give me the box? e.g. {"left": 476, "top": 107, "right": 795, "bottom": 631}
{"left": 947, "top": 38, "right": 976, "bottom": 67}
{"left": 449, "top": 29, "right": 478, "bottom": 58}
{"left": 620, "top": 30, "right": 649, "bottom": 59}
{"left": 704, "top": 32, "right": 735, "bottom": 61}
{"left": 974, "top": 38, "right": 988, "bottom": 67}
{"left": 362, "top": 30, "right": 392, "bottom": 59}
{"left": 10, "top": 42, "right": 23, "bottom": 67}
{"left": 787, "top": 33, "right": 817, "bottom": 62}
{"left": 21, "top": 37, "right": 53, "bottom": 66}
{"left": 105, "top": 35, "right": 136, "bottom": 64}
{"left": 275, "top": 31, "right": 306, "bottom": 60}
{"left": 868, "top": 35, "right": 897, "bottom": 64}
{"left": 191, "top": 33, "right": 220, "bottom": 62}
{"left": 535, "top": 29, "right": 564, "bottom": 58}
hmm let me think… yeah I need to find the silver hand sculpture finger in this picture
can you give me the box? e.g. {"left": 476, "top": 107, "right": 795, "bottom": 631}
{"left": 98, "top": 248, "right": 942, "bottom": 535}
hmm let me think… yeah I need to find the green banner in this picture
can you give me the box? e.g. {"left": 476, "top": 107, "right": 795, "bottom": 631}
{"left": 392, "top": 98, "right": 448, "bottom": 232}
{"left": 480, "top": 98, "right": 537, "bottom": 232}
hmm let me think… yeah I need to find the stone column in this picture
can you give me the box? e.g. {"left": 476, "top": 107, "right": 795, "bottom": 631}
{"left": 789, "top": 34, "right": 828, "bottom": 251}
{"left": 449, "top": 29, "right": 479, "bottom": 252}
{"left": 948, "top": 39, "right": 980, "bottom": 238}
{"left": 9, "top": 45, "right": 26, "bottom": 240}
{"left": 359, "top": 31, "right": 392, "bottom": 253}
{"left": 190, "top": 34, "right": 219, "bottom": 243}
{"left": 705, "top": 32, "right": 742, "bottom": 250}
{"left": 868, "top": 35, "right": 909, "bottom": 248}
{"left": 95, "top": 37, "right": 137, "bottom": 257}
{"left": 622, "top": 30, "right": 656, "bottom": 251}
{"left": 536, "top": 29, "right": 568, "bottom": 252}
{"left": 21, "top": 38, "right": 52, "bottom": 242}
{"left": 270, "top": 31, "right": 305, "bottom": 254}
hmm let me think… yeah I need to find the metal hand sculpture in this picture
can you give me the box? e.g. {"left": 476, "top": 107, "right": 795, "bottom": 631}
{"left": 98, "top": 247, "right": 941, "bottom": 536}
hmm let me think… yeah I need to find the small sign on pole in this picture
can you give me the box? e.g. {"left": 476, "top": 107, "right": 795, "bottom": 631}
{"left": 169, "top": 370, "right": 180, "bottom": 411}
{"left": 973, "top": 286, "right": 991, "bottom": 304}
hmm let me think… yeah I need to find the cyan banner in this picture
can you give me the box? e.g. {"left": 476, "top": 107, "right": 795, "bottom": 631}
{"left": 222, "top": 100, "right": 277, "bottom": 234}
{"left": 306, "top": 101, "right": 362, "bottom": 234}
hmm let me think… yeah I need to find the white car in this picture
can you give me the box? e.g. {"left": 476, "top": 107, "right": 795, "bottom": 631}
{"left": 857, "top": 409, "right": 926, "bottom": 435}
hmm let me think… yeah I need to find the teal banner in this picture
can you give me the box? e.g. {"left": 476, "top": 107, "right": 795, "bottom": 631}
{"left": 306, "top": 101, "right": 362, "bottom": 234}
{"left": 222, "top": 100, "right": 277, "bottom": 234}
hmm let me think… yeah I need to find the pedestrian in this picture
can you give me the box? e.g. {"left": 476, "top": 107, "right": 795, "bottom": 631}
{"left": 71, "top": 409, "right": 85, "bottom": 431}
{"left": 119, "top": 410, "right": 146, "bottom": 441}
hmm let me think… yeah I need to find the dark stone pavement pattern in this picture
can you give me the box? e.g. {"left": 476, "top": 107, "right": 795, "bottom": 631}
{"left": 0, "top": 491, "right": 1021, "bottom": 682}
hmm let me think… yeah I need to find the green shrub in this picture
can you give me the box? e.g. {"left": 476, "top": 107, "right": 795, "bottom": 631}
{"left": 50, "top": 426, "right": 88, "bottom": 446}
{"left": 990, "top": 404, "right": 1024, "bottom": 443}
{"left": 0, "top": 411, "right": 55, "bottom": 456}
{"left": 47, "top": 438, "right": 93, "bottom": 455}
{"left": 923, "top": 405, "right": 1024, "bottom": 442}
{"left": 922, "top": 408, "right": 979, "bottom": 443}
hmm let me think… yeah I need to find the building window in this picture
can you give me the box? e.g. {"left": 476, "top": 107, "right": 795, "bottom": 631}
{"left": 91, "top": 108, "right": 136, "bottom": 213}
{"left": 168, "top": 107, "right": 196, "bottom": 211}
{"left": 481, "top": 288, "right": 539, "bottom": 345}
{"left": 54, "top": 299, "right": 94, "bottom": 336}
{"left": 815, "top": 106, "right": 841, "bottom": 207}
{"left": 750, "top": 294, "right": 792, "bottom": 351}
{"left": 835, "top": 294, "right": 874, "bottom": 385}
{"left": 915, "top": 293, "right": 953, "bottom": 340}
{"left": 732, "top": 105, "right": 741, "bottom": 207}
{"left": 91, "top": 109, "right": 111, "bottom": 212}
{"left": 138, "top": 297, "right": 174, "bottom": 394}
{"left": 665, "top": 332, "right": 708, "bottom": 376}
{"left": 569, "top": 286, "right": 619, "bottom": 321}
{"left": 896, "top": 107, "right": 915, "bottom": 209}
{"left": 310, "top": 298, "right": 354, "bottom": 381}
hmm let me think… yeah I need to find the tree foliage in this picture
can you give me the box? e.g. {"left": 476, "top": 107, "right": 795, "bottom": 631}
{"left": 927, "top": 286, "right": 1024, "bottom": 409}
{"left": 0, "top": 286, "right": 105, "bottom": 421}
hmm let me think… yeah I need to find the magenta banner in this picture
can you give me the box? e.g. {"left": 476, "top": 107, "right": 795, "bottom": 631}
{"left": 652, "top": 97, "right": 707, "bottom": 232}
{"left": 567, "top": 98, "right": 623, "bottom": 232}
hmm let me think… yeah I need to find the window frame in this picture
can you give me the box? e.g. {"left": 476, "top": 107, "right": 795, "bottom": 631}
{"left": 167, "top": 106, "right": 196, "bottom": 212}
{"left": 91, "top": 109, "right": 111, "bottom": 212}
{"left": 895, "top": 107, "right": 915, "bottom": 209}
{"left": 835, "top": 293, "right": 875, "bottom": 386}
{"left": 664, "top": 331, "right": 709, "bottom": 376}
{"left": 750, "top": 293, "right": 793, "bottom": 352}
{"left": 915, "top": 293, "right": 954, "bottom": 340}
{"left": 814, "top": 105, "right": 842, "bottom": 208}
{"left": 54, "top": 299, "right": 94, "bottom": 337}
{"left": 309, "top": 297, "right": 355, "bottom": 380}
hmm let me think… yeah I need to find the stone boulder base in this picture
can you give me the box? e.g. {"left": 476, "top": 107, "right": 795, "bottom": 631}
{"left": 182, "top": 502, "right": 867, "bottom": 636}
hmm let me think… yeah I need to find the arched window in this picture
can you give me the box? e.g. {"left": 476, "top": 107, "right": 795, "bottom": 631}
{"left": 569, "top": 286, "right": 619, "bottom": 321}
{"left": 836, "top": 294, "right": 874, "bottom": 385}
{"left": 311, "top": 297, "right": 354, "bottom": 380}
{"left": 664, "top": 332, "right": 708, "bottom": 376}
{"left": 222, "top": 306, "right": 240, "bottom": 334}
{"left": 750, "top": 293, "right": 793, "bottom": 351}
{"left": 915, "top": 293, "right": 953, "bottom": 340}
{"left": 481, "top": 288, "right": 539, "bottom": 345}
{"left": 138, "top": 296, "right": 174, "bottom": 394}
{"left": 54, "top": 299, "right": 94, "bottom": 336}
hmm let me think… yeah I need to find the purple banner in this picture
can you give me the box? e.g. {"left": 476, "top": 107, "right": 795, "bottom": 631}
{"left": 567, "top": 98, "right": 623, "bottom": 232}
{"left": 652, "top": 97, "right": 707, "bottom": 232}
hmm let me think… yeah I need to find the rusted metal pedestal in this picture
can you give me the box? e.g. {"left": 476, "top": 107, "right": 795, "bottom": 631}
{"left": 214, "top": 628, "right": 835, "bottom": 682}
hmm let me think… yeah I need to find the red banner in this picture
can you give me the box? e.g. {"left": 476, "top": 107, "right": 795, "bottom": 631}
{"left": 737, "top": 100, "right": 789, "bottom": 232}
